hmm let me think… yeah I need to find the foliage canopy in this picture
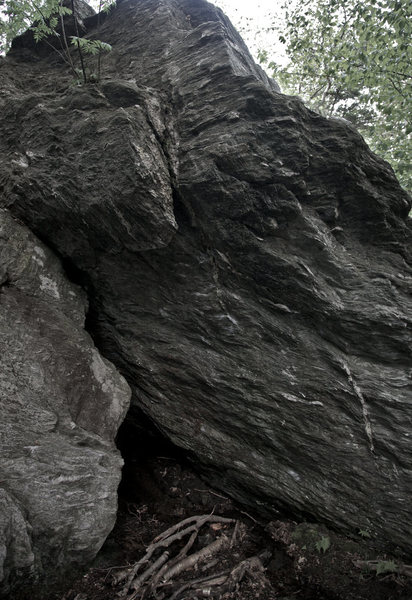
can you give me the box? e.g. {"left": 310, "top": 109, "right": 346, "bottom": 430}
{"left": 258, "top": 0, "right": 411, "bottom": 193}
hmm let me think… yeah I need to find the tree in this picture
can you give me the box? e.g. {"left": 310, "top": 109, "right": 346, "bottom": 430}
{"left": 0, "top": 0, "right": 113, "bottom": 82}
{"left": 259, "top": 0, "right": 412, "bottom": 193}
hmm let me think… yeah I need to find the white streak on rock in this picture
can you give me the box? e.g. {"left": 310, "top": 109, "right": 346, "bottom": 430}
{"left": 342, "top": 362, "right": 375, "bottom": 454}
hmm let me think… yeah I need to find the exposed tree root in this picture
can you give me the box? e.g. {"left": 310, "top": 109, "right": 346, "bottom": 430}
{"left": 112, "top": 513, "right": 271, "bottom": 600}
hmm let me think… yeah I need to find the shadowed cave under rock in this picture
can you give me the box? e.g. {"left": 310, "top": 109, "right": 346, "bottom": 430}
{"left": 0, "top": 0, "right": 411, "bottom": 596}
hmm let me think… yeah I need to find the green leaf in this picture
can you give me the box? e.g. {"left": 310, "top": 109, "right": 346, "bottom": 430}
{"left": 376, "top": 560, "right": 398, "bottom": 575}
{"left": 57, "top": 6, "right": 72, "bottom": 16}
{"left": 315, "top": 536, "right": 331, "bottom": 553}
{"left": 70, "top": 36, "right": 112, "bottom": 55}
{"left": 358, "top": 528, "right": 371, "bottom": 538}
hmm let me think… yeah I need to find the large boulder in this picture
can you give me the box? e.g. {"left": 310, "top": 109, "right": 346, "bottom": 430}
{"left": 0, "top": 0, "right": 411, "bottom": 579}
{"left": 0, "top": 209, "right": 130, "bottom": 593}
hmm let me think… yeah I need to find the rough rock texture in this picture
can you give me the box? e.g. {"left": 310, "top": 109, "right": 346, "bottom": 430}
{"left": 0, "top": 0, "right": 411, "bottom": 586}
{"left": 0, "top": 209, "right": 130, "bottom": 593}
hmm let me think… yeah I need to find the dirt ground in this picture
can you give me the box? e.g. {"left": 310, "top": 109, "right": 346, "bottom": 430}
{"left": 7, "top": 452, "right": 412, "bottom": 600}
{"left": 50, "top": 455, "right": 412, "bottom": 600}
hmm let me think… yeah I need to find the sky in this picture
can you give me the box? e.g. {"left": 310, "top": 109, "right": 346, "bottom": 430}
{"left": 209, "top": 0, "right": 287, "bottom": 64}
{"left": 211, "top": 0, "right": 278, "bottom": 22}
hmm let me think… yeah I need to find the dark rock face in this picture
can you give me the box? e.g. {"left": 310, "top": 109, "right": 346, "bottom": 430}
{"left": 0, "top": 0, "right": 411, "bottom": 587}
{"left": 0, "top": 210, "right": 130, "bottom": 593}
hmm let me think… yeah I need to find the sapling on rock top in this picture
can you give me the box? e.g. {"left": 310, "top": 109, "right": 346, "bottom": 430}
{"left": 0, "top": 0, "right": 114, "bottom": 82}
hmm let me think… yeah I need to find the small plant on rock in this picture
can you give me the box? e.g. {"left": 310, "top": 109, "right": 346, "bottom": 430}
{"left": 357, "top": 528, "right": 372, "bottom": 539}
{"left": 315, "top": 535, "right": 331, "bottom": 554}
{"left": 1, "top": 0, "right": 114, "bottom": 82}
{"left": 375, "top": 560, "right": 398, "bottom": 576}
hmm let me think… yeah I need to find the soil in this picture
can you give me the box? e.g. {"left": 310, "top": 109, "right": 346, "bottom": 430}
{"left": 25, "top": 454, "right": 412, "bottom": 600}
